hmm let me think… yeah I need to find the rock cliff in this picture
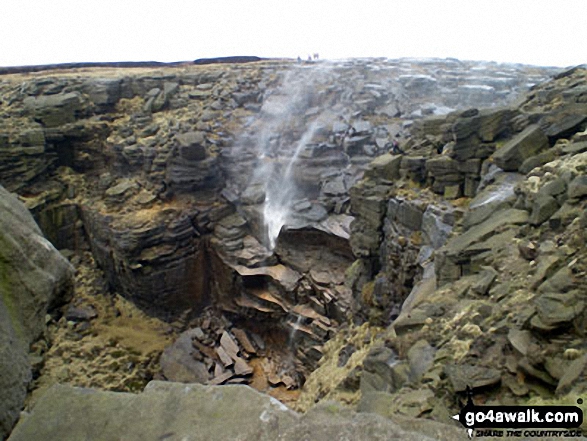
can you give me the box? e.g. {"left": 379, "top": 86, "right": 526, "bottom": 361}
{"left": 0, "top": 185, "right": 73, "bottom": 440}
{"left": 299, "top": 65, "right": 587, "bottom": 426}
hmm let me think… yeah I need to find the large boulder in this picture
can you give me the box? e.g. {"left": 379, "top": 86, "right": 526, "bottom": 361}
{"left": 7, "top": 381, "right": 450, "bottom": 441}
{"left": 23, "top": 92, "right": 84, "bottom": 127}
{"left": 0, "top": 185, "right": 73, "bottom": 440}
{"left": 82, "top": 78, "right": 122, "bottom": 111}
{"left": 492, "top": 125, "right": 549, "bottom": 171}
{"left": 175, "top": 131, "right": 207, "bottom": 161}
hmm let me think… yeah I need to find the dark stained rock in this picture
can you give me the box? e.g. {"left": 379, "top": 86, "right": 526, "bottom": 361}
{"left": 0, "top": 128, "right": 50, "bottom": 192}
{"left": 542, "top": 107, "right": 587, "bottom": 140}
{"left": 166, "top": 156, "right": 222, "bottom": 192}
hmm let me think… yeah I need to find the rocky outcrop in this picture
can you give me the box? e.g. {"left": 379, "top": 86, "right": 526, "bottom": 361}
{"left": 0, "top": 185, "right": 73, "bottom": 440}
{"left": 301, "top": 66, "right": 587, "bottom": 422}
{"left": 492, "top": 124, "right": 549, "bottom": 171}
{"left": 80, "top": 200, "right": 210, "bottom": 317}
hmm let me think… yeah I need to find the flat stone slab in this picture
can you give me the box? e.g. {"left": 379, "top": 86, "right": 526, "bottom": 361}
{"left": 232, "top": 264, "right": 302, "bottom": 292}
{"left": 6, "top": 382, "right": 451, "bottom": 440}
{"left": 215, "top": 346, "right": 234, "bottom": 367}
{"left": 445, "top": 364, "right": 501, "bottom": 392}
{"left": 233, "top": 357, "right": 254, "bottom": 376}
{"left": 232, "top": 328, "right": 256, "bottom": 354}
{"left": 441, "top": 208, "right": 528, "bottom": 258}
{"left": 220, "top": 331, "right": 240, "bottom": 360}
{"left": 492, "top": 125, "right": 548, "bottom": 171}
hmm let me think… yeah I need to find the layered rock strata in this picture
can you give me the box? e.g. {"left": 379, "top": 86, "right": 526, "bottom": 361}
{"left": 0, "top": 58, "right": 565, "bottom": 438}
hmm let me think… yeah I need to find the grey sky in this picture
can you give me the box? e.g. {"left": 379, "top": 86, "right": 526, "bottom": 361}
{"left": 1, "top": 0, "right": 585, "bottom": 67}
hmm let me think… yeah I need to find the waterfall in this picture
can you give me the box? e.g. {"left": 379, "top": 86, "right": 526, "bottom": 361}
{"left": 288, "top": 314, "right": 304, "bottom": 346}
{"left": 226, "top": 63, "right": 336, "bottom": 250}
{"left": 263, "top": 120, "right": 321, "bottom": 249}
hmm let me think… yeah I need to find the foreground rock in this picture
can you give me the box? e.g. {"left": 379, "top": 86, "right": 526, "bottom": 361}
{"left": 0, "top": 185, "right": 73, "bottom": 440}
{"left": 8, "top": 381, "right": 460, "bottom": 441}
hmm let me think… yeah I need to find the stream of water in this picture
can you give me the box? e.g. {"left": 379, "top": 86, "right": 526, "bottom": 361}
{"left": 263, "top": 120, "right": 321, "bottom": 249}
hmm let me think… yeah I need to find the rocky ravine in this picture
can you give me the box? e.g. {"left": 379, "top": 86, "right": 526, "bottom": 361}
{"left": 0, "top": 58, "right": 576, "bottom": 440}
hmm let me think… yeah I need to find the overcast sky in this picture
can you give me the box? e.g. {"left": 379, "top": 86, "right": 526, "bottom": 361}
{"left": 1, "top": 0, "right": 585, "bottom": 67}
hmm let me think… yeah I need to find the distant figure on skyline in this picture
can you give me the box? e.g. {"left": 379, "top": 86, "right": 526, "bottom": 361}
{"left": 313, "top": 53, "right": 319, "bottom": 60}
